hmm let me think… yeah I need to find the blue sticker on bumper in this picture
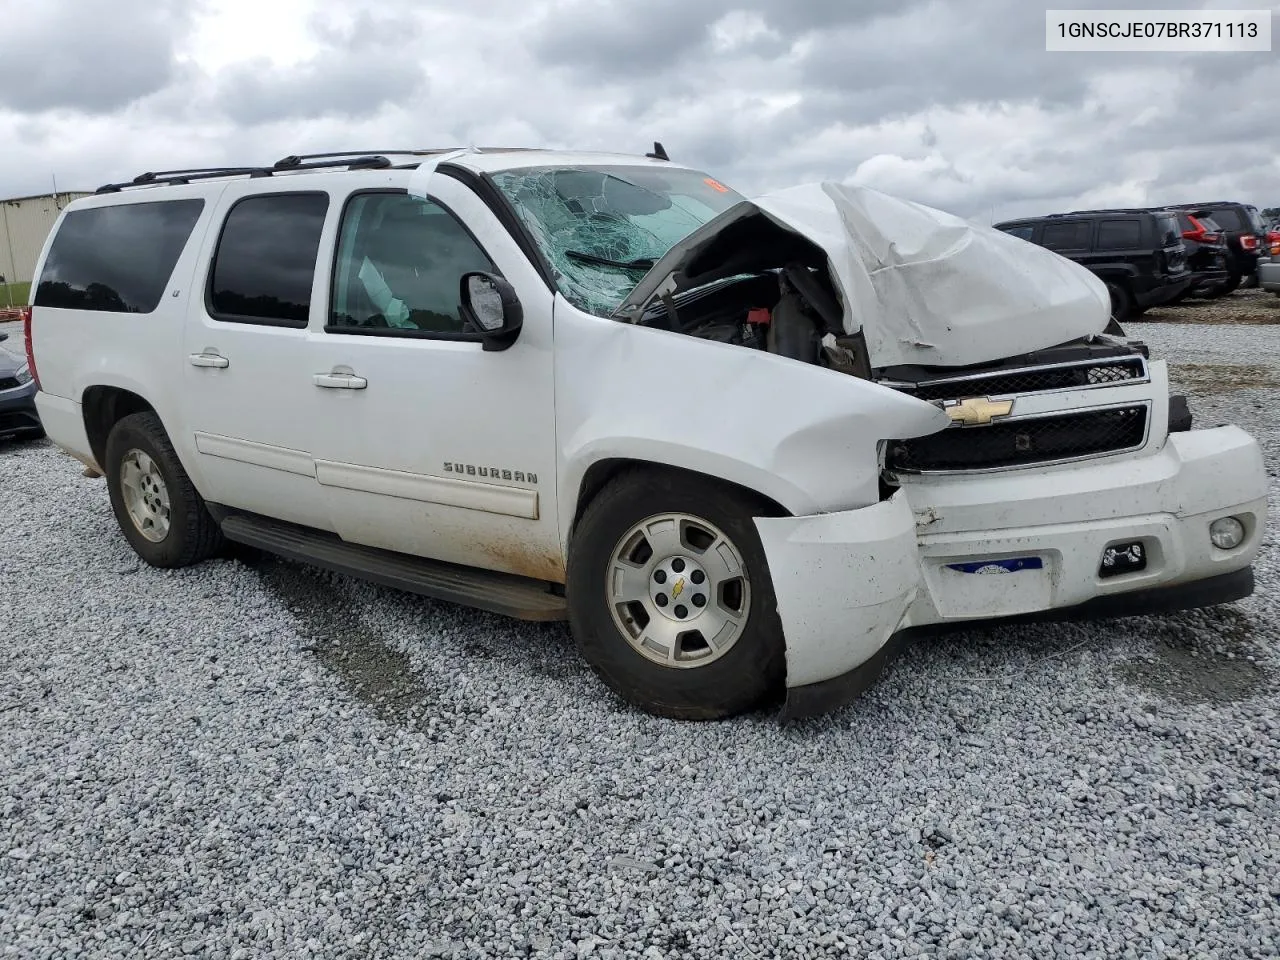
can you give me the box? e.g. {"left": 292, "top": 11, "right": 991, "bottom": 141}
{"left": 946, "top": 557, "right": 1044, "bottom": 574}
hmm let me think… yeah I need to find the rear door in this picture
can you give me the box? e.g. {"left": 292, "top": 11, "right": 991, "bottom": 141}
{"left": 180, "top": 187, "right": 334, "bottom": 529}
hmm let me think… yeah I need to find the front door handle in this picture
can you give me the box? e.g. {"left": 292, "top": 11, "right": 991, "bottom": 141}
{"left": 189, "top": 352, "right": 229, "bottom": 368}
{"left": 313, "top": 372, "right": 367, "bottom": 390}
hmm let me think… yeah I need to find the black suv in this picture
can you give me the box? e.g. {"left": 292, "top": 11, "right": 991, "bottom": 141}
{"left": 1170, "top": 201, "right": 1267, "bottom": 292}
{"left": 994, "top": 208, "right": 1191, "bottom": 322}
{"left": 1168, "top": 208, "right": 1231, "bottom": 299}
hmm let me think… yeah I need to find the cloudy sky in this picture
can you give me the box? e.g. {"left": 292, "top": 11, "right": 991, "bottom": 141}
{"left": 1, "top": 0, "right": 1277, "bottom": 221}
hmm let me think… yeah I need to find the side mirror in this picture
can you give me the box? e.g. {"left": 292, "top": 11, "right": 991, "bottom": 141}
{"left": 460, "top": 271, "right": 522, "bottom": 352}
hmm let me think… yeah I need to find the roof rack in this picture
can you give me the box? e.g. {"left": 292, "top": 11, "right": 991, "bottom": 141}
{"left": 94, "top": 144, "right": 659, "bottom": 194}
{"left": 95, "top": 154, "right": 405, "bottom": 193}
{"left": 1051, "top": 207, "right": 1163, "bottom": 217}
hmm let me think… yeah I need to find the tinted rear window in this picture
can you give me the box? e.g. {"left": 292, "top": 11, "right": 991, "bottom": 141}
{"left": 1154, "top": 214, "right": 1179, "bottom": 246}
{"left": 1040, "top": 221, "right": 1091, "bottom": 250}
{"left": 1097, "top": 219, "right": 1142, "bottom": 249}
{"left": 1246, "top": 206, "right": 1265, "bottom": 232}
{"left": 1206, "top": 207, "right": 1244, "bottom": 231}
{"left": 35, "top": 200, "right": 205, "bottom": 313}
{"left": 209, "top": 193, "right": 330, "bottom": 326}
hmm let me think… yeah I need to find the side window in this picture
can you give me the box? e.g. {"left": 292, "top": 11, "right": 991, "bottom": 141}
{"left": 1097, "top": 219, "right": 1142, "bottom": 249}
{"left": 999, "top": 225, "right": 1035, "bottom": 241}
{"left": 209, "top": 193, "right": 329, "bottom": 326}
{"left": 35, "top": 199, "right": 205, "bottom": 313}
{"left": 328, "top": 192, "right": 495, "bottom": 336}
{"left": 1040, "top": 220, "right": 1091, "bottom": 251}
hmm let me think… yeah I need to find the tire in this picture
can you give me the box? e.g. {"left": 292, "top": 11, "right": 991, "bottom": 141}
{"left": 1106, "top": 283, "right": 1133, "bottom": 323}
{"left": 1206, "top": 273, "right": 1241, "bottom": 298}
{"left": 104, "top": 411, "right": 224, "bottom": 568}
{"left": 566, "top": 468, "right": 786, "bottom": 720}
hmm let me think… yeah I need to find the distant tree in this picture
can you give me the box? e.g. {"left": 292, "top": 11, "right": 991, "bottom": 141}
{"left": 1262, "top": 207, "right": 1280, "bottom": 222}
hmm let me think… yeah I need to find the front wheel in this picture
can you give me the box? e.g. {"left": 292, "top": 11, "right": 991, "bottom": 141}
{"left": 566, "top": 469, "right": 786, "bottom": 719}
{"left": 104, "top": 411, "right": 224, "bottom": 568}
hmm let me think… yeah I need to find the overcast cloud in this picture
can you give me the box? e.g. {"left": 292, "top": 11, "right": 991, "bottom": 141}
{"left": 0, "top": 0, "right": 1276, "bottom": 220}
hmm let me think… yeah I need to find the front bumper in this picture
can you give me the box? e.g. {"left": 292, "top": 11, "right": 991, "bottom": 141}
{"left": 757, "top": 425, "right": 1268, "bottom": 719}
{"left": 0, "top": 378, "right": 41, "bottom": 439}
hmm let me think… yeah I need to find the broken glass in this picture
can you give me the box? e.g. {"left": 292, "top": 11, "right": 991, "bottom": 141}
{"left": 490, "top": 165, "right": 744, "bottom": 316}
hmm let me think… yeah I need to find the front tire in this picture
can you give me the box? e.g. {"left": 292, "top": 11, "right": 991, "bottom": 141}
{"left": 104, "top": 411, "right": 224, "bottom": 568}
{"left": 566, "top": 469, "right": 786, "bottom": 719}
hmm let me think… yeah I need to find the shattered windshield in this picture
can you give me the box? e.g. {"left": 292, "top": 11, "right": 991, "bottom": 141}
{"left": 490, "top": 165, "right": 745, "bottom": 316}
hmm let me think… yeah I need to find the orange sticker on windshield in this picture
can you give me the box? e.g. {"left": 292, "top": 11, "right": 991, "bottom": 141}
{"left": 704, "top": 178, "right": 730, "bottom": 193}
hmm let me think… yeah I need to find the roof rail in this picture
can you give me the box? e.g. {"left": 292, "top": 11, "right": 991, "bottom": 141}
{"left": 94, "top": 143, "right": 662, "bottom": 194}
{"left": 272, "top": 150, "right": 447, "bottom": 168}
{"left": 95, "top": 154, "right": 403, "bottom": 193}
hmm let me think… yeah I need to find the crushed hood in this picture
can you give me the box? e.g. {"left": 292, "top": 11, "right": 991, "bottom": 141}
{"left": 613, "top": 181, "right": 1112, "bottom": 369}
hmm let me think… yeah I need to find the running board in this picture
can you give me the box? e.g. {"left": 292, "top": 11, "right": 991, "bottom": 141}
{"left": 220, "top": 513, "right": 568, "bottom": 622}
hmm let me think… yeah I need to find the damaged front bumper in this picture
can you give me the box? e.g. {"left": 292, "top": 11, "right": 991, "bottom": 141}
{"left": 756, "top": 425, "right": 1268, "bottom": 721}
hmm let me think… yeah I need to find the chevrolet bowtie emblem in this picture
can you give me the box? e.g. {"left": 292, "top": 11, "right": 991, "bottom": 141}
{"left": 671, "top": 577, "right": 686, "bottom": 599}
{"left": 944, "top": 397, "right": 1015, "bottom": 426}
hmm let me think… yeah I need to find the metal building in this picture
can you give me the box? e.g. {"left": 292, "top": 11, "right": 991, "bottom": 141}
{"left": 1, "top": 191, "right": 90, "bottom": 302}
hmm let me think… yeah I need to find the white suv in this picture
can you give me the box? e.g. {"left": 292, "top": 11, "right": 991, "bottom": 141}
{"left": 24, "top": 147, "right": 1268, "bottom": 720}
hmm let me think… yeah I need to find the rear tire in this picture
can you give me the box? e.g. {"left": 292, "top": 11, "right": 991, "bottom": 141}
{"left": 1206, "top": 273, "right": 1241, "bottom": 298}
{"left": 1107, "top": 283, "right": 1134, "bottom": 323}
{"left": 566, "top": 469, "right": 786, "bottom": 719}
{"left": 104, "top": 411, "right": 224, "bottom": 568}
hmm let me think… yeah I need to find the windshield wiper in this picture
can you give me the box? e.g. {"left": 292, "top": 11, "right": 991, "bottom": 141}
{"left": 565, "top": 250, "right": 656, "bottom": 271}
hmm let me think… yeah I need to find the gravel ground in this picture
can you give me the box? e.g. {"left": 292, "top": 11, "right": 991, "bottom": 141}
{"left": 2, "top": 322, "right": 1278, "bottom": 960}
{"left": 1143, "top": 286, "right": 1280, "bottom": 325}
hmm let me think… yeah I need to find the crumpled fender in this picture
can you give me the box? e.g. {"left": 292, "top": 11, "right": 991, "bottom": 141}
{"left": 553, "top": 301, "right": 949, "bottom": 552}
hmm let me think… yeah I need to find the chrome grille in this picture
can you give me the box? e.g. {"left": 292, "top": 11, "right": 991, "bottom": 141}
{"left": 894, "top": 358, "right": 1147, "bottom": 403}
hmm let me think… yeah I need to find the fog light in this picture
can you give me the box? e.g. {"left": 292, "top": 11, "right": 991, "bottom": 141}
{"left": 1100, "top": 541, "right": 1146, "bottom": 578}
{"left": 1210, "top": 516, "right": 1245, "bottom": 551}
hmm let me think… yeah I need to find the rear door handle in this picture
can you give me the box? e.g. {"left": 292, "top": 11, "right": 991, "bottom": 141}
{"left": 189, "top": 352, "right": 229, "bottom": 368}
{"left": 313, "top": 372, "right": 367, "bottom": 390}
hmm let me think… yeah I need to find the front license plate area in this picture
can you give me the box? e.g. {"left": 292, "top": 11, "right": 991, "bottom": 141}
{"left": 925, "top": 554, "right": 1055, "bottom": 618}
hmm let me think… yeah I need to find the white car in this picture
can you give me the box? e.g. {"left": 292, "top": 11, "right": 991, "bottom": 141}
{"left": 23, "top": 147, "right": 1268, "bottom": 720}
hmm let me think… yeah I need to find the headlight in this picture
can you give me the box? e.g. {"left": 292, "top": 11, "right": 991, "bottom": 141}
{"left": 14, "top": 364, "right": 32, "bottom": 385}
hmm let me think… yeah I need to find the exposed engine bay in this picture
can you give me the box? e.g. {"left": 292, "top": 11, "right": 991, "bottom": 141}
{"left": 631, "top": 263, "right": 1145, "bottom": 387}
{"left": 632, "top": 265, "right": 876, "bottom": 379}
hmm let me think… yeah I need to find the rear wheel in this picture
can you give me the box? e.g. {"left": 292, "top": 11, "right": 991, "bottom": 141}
{"left": 566, "top": 469, "right": 785, "bottom": 719}
{"left": 1205, "top": 273, "right": 1241, "bottom": 298}
{"left": 1107, "top": 283, "right": 1134, "bottom": 323}
{"left": 105, "top": 412, "right": 224, "bottom": 567}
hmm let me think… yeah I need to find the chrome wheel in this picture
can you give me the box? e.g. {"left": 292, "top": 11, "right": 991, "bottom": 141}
{"left": 606, "top": 512, "right": 751, "bottom": 669}
{"left": 119, "top": 448, "right": 171, "bottom": 543}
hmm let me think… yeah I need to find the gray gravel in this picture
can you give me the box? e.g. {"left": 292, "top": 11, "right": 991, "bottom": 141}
{"left": 2, "top": 321, "right": 1278, "bottom": 959}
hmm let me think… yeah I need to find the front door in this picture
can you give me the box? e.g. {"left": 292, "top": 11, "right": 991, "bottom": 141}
{"left": 306, "top": 178, "right": 563, "bottom": 581}
{"left": 181, "top": 187, "right": 334, "bottom": 529}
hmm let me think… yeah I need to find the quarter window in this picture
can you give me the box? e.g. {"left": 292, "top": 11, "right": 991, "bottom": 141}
{"left": 1040, "top": 221, "right": 1091, "bottom": 251}
{"left": 209, "top": 193, "right": 329, "bottom": 326}
{"left": 1000, "top": 225, "right": 1035, "bottom": 241}
{"left": 35, "top": 199, "right": 205, "bottom": 313}
{"left": 1097, "top": 219, "right": 1142, "bottom": 249}
{"left": 329, "top": 193, "right": 495, "bottom": 336}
